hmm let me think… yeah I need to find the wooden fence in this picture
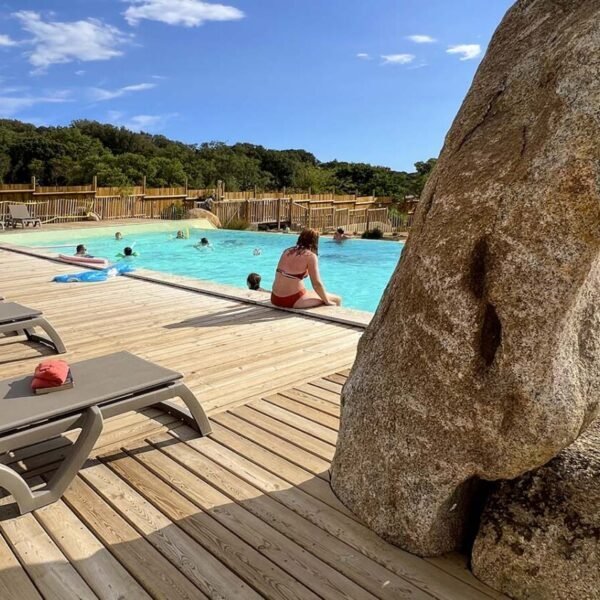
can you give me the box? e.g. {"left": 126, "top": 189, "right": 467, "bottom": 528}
{"left": 0, "top": 179, "right": 403, "bottom": 227}
{"left": 0, "top": 197, "right": 194, "bottom": 224}
{"left": 211, "top": 197, "right": 409, "bottom": 234}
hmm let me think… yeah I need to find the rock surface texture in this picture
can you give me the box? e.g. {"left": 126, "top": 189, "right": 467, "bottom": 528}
{"left": 331, "top": 0, "right": 600, "bottom": 556}
{"left": 472, "top": 419, "right": 600, "bottom": 600}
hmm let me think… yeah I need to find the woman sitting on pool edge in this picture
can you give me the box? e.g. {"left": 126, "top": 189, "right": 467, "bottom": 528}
{"left": 271, "top": 228, "right": 341, "bottom": 309}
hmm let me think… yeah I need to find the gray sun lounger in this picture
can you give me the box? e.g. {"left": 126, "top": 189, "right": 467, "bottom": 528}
{"left": 0, "top": 302, "right": 66, "bottom": 355}
{"left": 8, "top": 204, "right": 41, "bottom": 228}
{"left": 0, "top": 351, "right": 212, "bottom": 514}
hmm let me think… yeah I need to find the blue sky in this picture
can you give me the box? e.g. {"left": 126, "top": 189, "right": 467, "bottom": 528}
{"left": 0, "top": 1, "right": 513, "bottom": 171}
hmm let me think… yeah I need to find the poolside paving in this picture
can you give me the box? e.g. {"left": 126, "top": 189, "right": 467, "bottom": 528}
{"left": 0, "top": 246, "right": 504, "bottom": 600}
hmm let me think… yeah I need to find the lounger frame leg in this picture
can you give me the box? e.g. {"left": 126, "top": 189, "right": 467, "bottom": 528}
{"left": 156, "top": 382, "right": 212, "bottom": 436}
{"left": 0, "top": 406, "right": 103, "bottom": 514}
{"left": 23, "top": 317, "right": 67, "bottom": 354}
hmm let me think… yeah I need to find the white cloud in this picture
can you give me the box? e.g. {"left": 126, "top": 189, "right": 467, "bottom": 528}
{"left": 356, "top": 53, "right": 370, "bottom": 60}
{"left": 88, "top": 82, "right": 156, "bottom": 101}
{"left": 381, "top": 53, "right": 415, "bottom": 65}
{"left": 13, "top": 11, "right": 129, "bottom": 70}
{"left": 0, "top": 90, "right": 71, "bottom": 117}
{"left": 407, "top": 34, "right": 436, "bottom": 44}
{"left": 124, "top": 0, "right": 244, "bottom": 27}
{"left": 447, "top": 44, "right": 481, "bottom": 61}
{"left": 0, "top": 34, "right": 17, "bottom": 47}
{"left": 75, "top": 70, "right": 86, "bottom": 76}
{"left": 107, "top": 110, "right": 175, "bottom": 132}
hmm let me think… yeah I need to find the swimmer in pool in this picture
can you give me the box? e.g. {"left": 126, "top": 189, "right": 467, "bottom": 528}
{"left": 247, "top": 272, "right": 268, "bottom": 292}
{"left": 115, "top": 232, "right": 123, "bottom": 241}
{"left": 116, "top": 246, "right": 139, "bottom": 259}
{"left": 333, "top": 227, "right": 350, "bottom": 242}
{"left": 253, "top": 248, "right": 262, "bottom": 256}
{"left": 74, "top": 244, "right": 93, "bottom": 258}
{"left": 194, "top": 237, "right": 211, "bottom": 249}
{"left": 176, "top": 230, "right": 187, "bottom": 239}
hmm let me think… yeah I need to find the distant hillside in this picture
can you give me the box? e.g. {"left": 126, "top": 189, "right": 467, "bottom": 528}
{"left": 0, "top": 119, "right": 436, "bottom": 199}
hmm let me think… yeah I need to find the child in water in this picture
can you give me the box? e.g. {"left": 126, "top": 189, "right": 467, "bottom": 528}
{"left": 115, "top": 232, "right": 123, "bottom": 241}
{"left": 176, "top": 230, "right": 188, "bottom": 239}
{"left": 247, "top": 273, "right": 268, "bottom": 292}
{"left": 75, "top": 244, "right": 92, "bottom": 257}
{"left": 194, "top": 237, "right": 211, "bottom": 249}
{"left": 116, "top": 246, "right": 138, "bottom": 259}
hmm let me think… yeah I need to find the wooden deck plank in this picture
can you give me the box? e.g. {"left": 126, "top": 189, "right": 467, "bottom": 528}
{"left": 34, "top": 497, "right": 152, "bottom": 600}
{"left": 324, "top": 373, "right": 348, "bottom": 385}
{"left": 0, "top": 509, "right": 98, "bottom": 600}
{"left": 276, "top": 388, "right": 340, "bottom": 417}
{"left": 308, "top": 378, "right": 344, "bottom": 394}
{"left": 207, "top": 421, "right": 352, "bottom": 517}
{"left": 0, "top": 531, "right": 42, "bottom": 600}
{"left": 210, "top": 411, "right": 332, "bottom": 479}
{"left": 62, "top": 475, "right": 209, "bottom": 600}
{"left": 262, "top": 394, "right": 340, "bottom": 429}
{"left": 295, "top": 382, "right": 341, "bottom": 404}
{"left": 249, "top": 400, "right": 339, "bottom": 444}
{"left": 78, "top": 461, "right": 261, "bottom": 600}
{"left": 233, "top": 405, "right": 337, "bottom": 461}
{"left": 102, "top": 448, "right": 322, "bottom": 600}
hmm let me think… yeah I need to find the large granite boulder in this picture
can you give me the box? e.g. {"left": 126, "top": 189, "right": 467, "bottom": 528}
{"left": 185, "top": 207, "right": 221, "bottom": 228}
{"left": 472, "top": 420, "right": 600, "bottom": 600}
{"left": 331, "top": 0, "right": 600, "bottom": 556}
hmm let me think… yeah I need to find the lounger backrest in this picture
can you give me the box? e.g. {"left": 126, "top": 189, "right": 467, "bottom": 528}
{"left": 9, "top": 204, "right": 31, "bottom": 220}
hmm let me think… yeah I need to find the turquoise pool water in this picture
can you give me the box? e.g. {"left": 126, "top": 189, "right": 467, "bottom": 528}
{"left": 11, "top": 226, "right": 403, "bottom": 312}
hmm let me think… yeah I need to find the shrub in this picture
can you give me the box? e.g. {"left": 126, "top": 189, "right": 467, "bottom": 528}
{"left": 361, "top": 227, "right": 384, "bottom": 240}
{"left": 162, "top": 201, "right": 185, "bottom": 220}
{"left": 225, "top": 217, "right": 250, "bottom": 230}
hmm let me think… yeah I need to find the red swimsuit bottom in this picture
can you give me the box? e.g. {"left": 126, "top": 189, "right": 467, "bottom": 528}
{"left": 270, "top": 289, "right": 306, "bottom": 308}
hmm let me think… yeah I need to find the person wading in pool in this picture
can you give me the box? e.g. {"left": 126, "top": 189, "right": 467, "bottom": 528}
{"left": 271, "top": 228, "right": 341, "bottom": 309}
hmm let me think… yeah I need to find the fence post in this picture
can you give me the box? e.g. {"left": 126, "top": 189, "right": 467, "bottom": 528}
{"left": 277, "top": 198, "right": 282, "bottom": 229}
{"left": 366, "top": 209, "right": 371, "bottom": 231}
{"left": 244, "top": 199, "right": 250, "bottom": 222}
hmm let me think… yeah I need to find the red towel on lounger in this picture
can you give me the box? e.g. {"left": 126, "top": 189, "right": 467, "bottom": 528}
{"left": 31, "top": 360, "right": 70, "bottom": 390}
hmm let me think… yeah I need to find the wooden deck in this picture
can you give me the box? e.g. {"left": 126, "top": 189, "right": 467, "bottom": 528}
{"left": 0, "top": 248, "right": 503, "bottom": 600}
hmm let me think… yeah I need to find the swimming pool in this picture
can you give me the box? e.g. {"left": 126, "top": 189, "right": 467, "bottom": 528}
{"left": 7, "top": 225, "right": 404, "bottom": 313}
